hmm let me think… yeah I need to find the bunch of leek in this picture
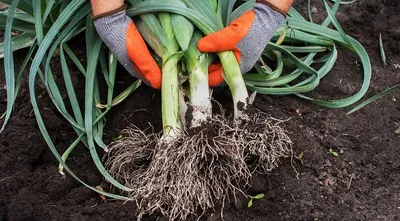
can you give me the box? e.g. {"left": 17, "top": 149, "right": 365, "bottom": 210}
{"left": 104, "top": 1, "right": 292, "bottom": 220}
{"left": 0, "top": 0, "right": 372, "bottom": 220}
{"left": 106, "top": 0, "right": 371, "bottom": 219}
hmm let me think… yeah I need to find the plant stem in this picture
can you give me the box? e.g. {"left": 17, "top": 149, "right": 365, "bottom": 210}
{"left": 189, "top": 62, "right": 211, "bottom": 128}
{"left": 218, "top": 51, "right": 249, "bottom": 122}
{"left": 161, "top": 53, "right": 182, "bottom": 139}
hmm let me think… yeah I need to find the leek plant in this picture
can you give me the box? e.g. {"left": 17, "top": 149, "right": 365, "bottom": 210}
{"left": 105, "top": 1, "right": 287, "bottom": 219}
{"left": 184, "top": 30, "right": 212, "bottom": 128}
{"left": 137, "top": 12, "right": 186, "bottom": 141}
{"left": 105, "top": 5, "right": 255, "bottom": 219}
{"left": 0, "top": 0, "right": 372, "bottom": 220}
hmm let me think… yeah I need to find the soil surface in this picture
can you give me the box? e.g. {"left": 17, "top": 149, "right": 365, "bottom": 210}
{"left": 1, "top": 1, "right": 400, "bottom": 221}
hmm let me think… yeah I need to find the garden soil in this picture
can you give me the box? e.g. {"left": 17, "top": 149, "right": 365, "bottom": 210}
{"left": 1, "top": 1, "right": 400, "bottom": 220}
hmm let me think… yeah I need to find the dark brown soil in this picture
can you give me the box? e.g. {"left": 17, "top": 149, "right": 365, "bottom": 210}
{"left": 1, "top": 1, "right": 400, "bottom": 221}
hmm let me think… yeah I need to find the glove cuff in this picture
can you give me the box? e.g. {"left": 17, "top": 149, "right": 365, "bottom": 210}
{"left": 236, "top": 3, "right": 284, "bottom": 73}
{"left": 256, "top": 0, "right": 293, "bottom": 17}
{"left": 91, "top": 4, "right": 126, "bottom": 20}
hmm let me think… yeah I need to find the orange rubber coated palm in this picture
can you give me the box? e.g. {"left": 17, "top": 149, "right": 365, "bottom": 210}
{"left": 126, "top": 21, "right": 162, "bottom": 89}
{"left": 198, "top": 11, "right": 255, "bottom": 87}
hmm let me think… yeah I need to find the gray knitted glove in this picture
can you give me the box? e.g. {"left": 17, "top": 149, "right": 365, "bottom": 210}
{"left": 237, "top": 3, "right": 285, "bottom": 72}
{"left": 93, "top": 6, "right": 162, "bottom": 89}
{"left": 198, "top": 3, "right": 285, "bottom": 86}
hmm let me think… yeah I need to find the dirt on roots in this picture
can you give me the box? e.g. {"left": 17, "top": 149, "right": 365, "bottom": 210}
{"left": 105, "top": 111, "right": 292, "bottom": 220}
{"left": 1, "top": 1, "right": 400, "bottom": 221}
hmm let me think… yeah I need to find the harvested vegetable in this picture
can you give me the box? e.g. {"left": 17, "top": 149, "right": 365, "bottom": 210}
{"left": 102, "top": 1, "right": 291, "bottom": 219}
{"left": 0, "top": 0, "right": 372, "bottom": 220}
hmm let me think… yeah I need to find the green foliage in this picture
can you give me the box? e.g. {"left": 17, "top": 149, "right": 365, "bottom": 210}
{"left": 247, "top": 193, "right": 265, "bottom": 208}
{"left": 379, "top": 33, "right": 386, "bottom": 66}
{"left": 348, "top": 84, "right": 400, "bottom": 114}
{"left": 247, "top": 0, "right": 371, "bottom": 109}
{"left": 0, "top": 0, "right": 140, "bottom": 198}
{"left": 329, "top": 148, "right": 339, "bottom": 157}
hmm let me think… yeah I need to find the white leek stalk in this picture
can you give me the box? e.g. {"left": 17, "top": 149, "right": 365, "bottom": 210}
{"left": 184, "top": 30, "right": 212, "bottom": 128}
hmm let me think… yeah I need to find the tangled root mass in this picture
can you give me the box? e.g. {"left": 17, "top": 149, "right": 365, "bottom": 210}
{"left": 105, "top": 111, "right": 292, "bottom": 220}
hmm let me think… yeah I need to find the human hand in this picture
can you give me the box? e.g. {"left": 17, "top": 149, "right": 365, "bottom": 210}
{"left": 92, "top": 3, "right": 162, "bottom": 89}
{"left": 198, "top": 0, "right": 294, "bottom": 87}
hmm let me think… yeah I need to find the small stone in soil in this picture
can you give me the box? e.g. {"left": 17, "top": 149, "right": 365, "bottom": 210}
{"left": 207, "top": 213, "right": 222, "bottom": 221}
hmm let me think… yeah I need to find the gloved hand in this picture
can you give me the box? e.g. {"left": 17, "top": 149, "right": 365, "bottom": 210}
{"left": 92, "top": 5, "right": 162, "bottom": 89}
{"left": 198, "top": 0, "right": 293, "bottom": 87}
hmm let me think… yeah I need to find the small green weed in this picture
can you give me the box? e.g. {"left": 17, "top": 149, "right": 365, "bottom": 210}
{"left": 329, "top": 148, "right": 339, "bottom": 157}
{"left": 247, "top": 193, "right": 265, "bottom": 208}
